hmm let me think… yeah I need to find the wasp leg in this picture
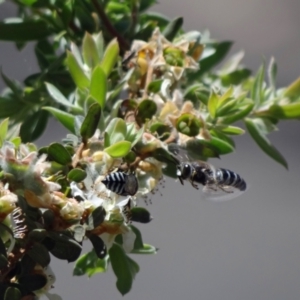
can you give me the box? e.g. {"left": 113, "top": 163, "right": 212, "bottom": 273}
{"left": 219, "top": 185, "right": 234, "bottom": 194}
{"left": 190, "top": 180, "right": 199, "bottom": 190}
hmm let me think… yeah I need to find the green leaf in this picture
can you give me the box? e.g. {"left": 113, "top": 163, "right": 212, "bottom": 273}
{"left": 90, "top": 66, "right": 107, "bottom": 108}
{"left": 250, "top": 63, "right": 265, "bottom": 108}
{"left": 0, "top": 254, "right": 8, "bottom": 269}
{"left": 220, "top": 68, "right": 251, "bottom": 86}
{"left": 4, "top": 287, "right": 21, "bottom": 300}
{"left": 130, "top": 207, "right": 152, "bottom": 223}
{"left": 0, "top": 19, "right": 51, "bottom": 41}
{"left": 104, "top": 141, "right": 131, "bottom": 158}
{"left": 67, "top": 168, "right": 87, "bottom": 182}
{"left": 20, "top": 110, "right": 48, "bottom": 142}
{"left": 219, "top": 125, "right": 245, "bottom": 135}
{"left": 43, "top": 107, "right": 75, "bottom": 134}
{"left": 268, "top": 103, "right": 300, "bottom": 119}
{"left": 221, "top": 99, "right": 254, "bottom": 124}
{"left": 73, "top": 250, "right": 108, "bottom": 277}
{"left": 89, "top": 235, "right": 107, "bottom": 259}
{"left": 245, "top": 118, "right": 288, "bottom": 169}
{"left": 1, "top": 71, "right": 22, "bottom": 98}
{"left": 105, "top": 118, "right": 127, "bottom": 146}
{"left": 126, "top": 124, "right": 144, "bottom": 146}
{"left": 152, "top": 147, "right": 180, "bottom": 165}
{"left": 109, "top": 243, "right": 133, "bottom": 296}
{"left": 267, "top": 57, "right": 277, "bottom": 91}
{"left": 48, "top": 232, "right": 82, "bottom": 262}
{"left": 147, "top": 79, "right": 163, "bottom": 93}
{"left": 82, "top": 32, "right": 101, "bottom": 69}
{"left": 131, "top": 244, "right": 157, "bottom": 254}
{"left": 87, "top": 206, "right": 106, "bottom": 229}
{"left": 48, "top": 143, "right": 72, "bottom": 165}
{"left": 27, "top": 243, "right": 50, "bottom": 267}
{"left": 45, "top": 82, "right": 76, "bottom": 109}
{"left": 100, "top": 38, "right": 119, "bottom": 76}
{"left": 18, "top": 274, "right": 47, "bottom": 292}
{"left": 0, "top": 97, "right": 22, "bottom": 118}
{"left": 197, "top": 136, "right": 234, "bottom": 155}
{"left": 283, "top": 77, "right": 300, "bottom": 99}
{"left": 94, "top": 32, "right": 104, "bottom": 61}
{"left": 66, "top": 50, "right": 90, "bottom": 89}
{"left": 162, "top": 17, "right": 183, "bottom": 41}
{"left": 136, "top": 99, "right": 157, "bottom": 125}
{"left": 190, "top": 41, "right": 233, "bottom": 79}
{"left": 80, "top": 103, "right": 101, "bottom": 143}
{"left": 129, "top": 225, "right": 144, "bottom": 250}
{"left": 207, "top": 90, "right": 219, "bottom": 118}
{"left": 0, "top": 118, "right": 9, "bottom": 147}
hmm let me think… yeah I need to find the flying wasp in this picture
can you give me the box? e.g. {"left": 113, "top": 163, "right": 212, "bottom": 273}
{"left": 170, "top": 145, "right": 247, "bottom": 201}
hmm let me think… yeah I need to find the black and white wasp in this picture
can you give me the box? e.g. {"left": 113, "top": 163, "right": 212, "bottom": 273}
{"left": 170, "top": 145, "right": 247, "bottom": 201}
{"left": 102, "top": 171, "right": 138, "bottom": 196}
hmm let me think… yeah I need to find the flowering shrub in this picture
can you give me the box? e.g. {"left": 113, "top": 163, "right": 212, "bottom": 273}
{"left": 0, "top": 0, "right": 300, "bottom": 299}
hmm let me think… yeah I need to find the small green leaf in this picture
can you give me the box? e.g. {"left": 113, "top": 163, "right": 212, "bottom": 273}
{"left": 89, "top": 235, "right": 107, "bottom": 259}
{"left": 104, "top": 141, "right": 131, "bottom": 158}
{"left": 67, "top": 168, "right": 87, "bottom": 182}
{"left": 0, "top": 254, "right": 8, "bottom": 269}
{"left": 109, "top": 243, "right": 133, "bottom": 296}
{"left": 18, "top": 274, "right": 47, "bottom": 292}
{"left": 267, "top": 57, "right": 277, "bottom": 91}
{"left": 219, "top": 125, "right": 245, "bottom": 135}
{"left": 245, "top": 118, "right": 288, "bottom": 169}
{"left": 221, "top": 100, "right": 254, "bottom": 124}
{"left": 268, "top": 103, "right": 300, "bottom": 119}
{"left": 27, "top": 243, "right": 50, "bottom": 267}
{"left": 0, "top": 19, "right": 51, "bottom": 41}
{"left": 20, "top": 110, "right": 49, "bottom": 142}
{"left": 208, "top": 90, "right": 219, "bottom": 118}
{"left": 147, "top": 79, "right": 163, "bottom": 93}
{"left": 66, "top": 50, "right": 90, "bottom": 89}
{"left": 152, "top": 147, "right": 180, "bottom": 165}
{"left": 82, "top": 32, "right": 100, "bottom": 69}
{"left": 131, "top": 244, "right": 157, "bottom": 254}
{"left": 87, "top": 206, "right": 106, "bottom": 229}
{"left": 162, "top": 17, "right": 183, "bottom": 41}
{"left": 48, "top": 143, "right": 72, "bottom": 165}
{"left": 0, "top": 118, "right": 9, "bottom": 146}
{"left": 73, "top": 250, "right": 108, "bottom": 277}
{"left": 4, "top": 287, "right": 21, "bottom": 300}
{"left": 10, "top": 136, "right": 21, "bottom": 148}
{"left": 90, "top": 66, "right": 107, "bottom": 108}
{"left": 80, "top": 103, "right": 101, "bottom": 143}
{"left": 105, "top": 118, "right": 127, "bottom": 145}
{"left": 94, "top": 32, "right": 104, "bottom": 61}
{"left": 197, "top": 136, "right": 234, "bottom": 155}
{"left": 130, "top": 207, "right": 152, "bottom": 223}
{"left": 130, "top": 225, "right": 144, "bottom": 250}
{"left": 1, "top": 71, "right": 22, "bottom": 97}
{"left": 190, "top": 41, "right": 233, "bottom": 79}
{"left": 220, "top": 68, "right": 251, "bottom": 86}
{"left": 283, "top": 77, "right": 300, "bottom": 99}
{"left": 100, "top": 38, "right": 119, "bottom": 76}
{"left": 48, "top": 232, "right": 82, "bottom": 262}
{"left": 45, "top": 82, "right": 76, "bottom": 109}
{"left": 0, "top": 97, "right": 22, "bottom": 118}
{"left": 251, "top": 63, "right": 265, "bottom": 108}
{"left": 43, "top": 107, "right": 75, "bottom": 134}
{"left": 136, "top": 99, "right": 157, "bottom": 125}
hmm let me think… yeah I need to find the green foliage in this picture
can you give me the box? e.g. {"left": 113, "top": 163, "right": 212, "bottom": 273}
{"left": 0, "top": 0, "right": 300, "bottom": 298}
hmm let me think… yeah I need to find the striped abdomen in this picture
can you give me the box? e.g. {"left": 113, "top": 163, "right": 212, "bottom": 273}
{"left": 217, "top": 168, "right": 247, "bottom": 191}
{"left": 102, "top": 172, "right": 138, "bottom": 196}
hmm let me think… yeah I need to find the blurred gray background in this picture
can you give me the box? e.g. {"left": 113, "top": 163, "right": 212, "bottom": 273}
{"left": 1, "top": 0, "right": 300, "bottom": 299}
